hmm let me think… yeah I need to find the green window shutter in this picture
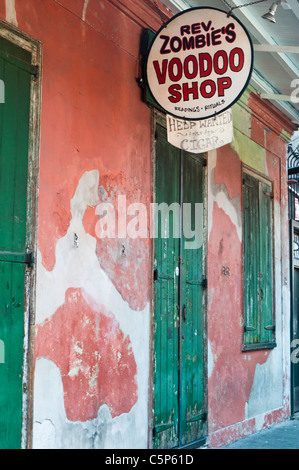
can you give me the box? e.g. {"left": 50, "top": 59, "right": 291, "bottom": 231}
{"left": 243, "top": 172, "right": 276, "bottom": 350}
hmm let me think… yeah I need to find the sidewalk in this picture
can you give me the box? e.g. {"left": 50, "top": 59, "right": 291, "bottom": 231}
{"left": 222, "top": 417, "right": 299, "bottom": 449}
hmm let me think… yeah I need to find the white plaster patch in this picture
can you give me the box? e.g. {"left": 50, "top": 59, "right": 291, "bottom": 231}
{"left": 208, "top": 340, "right": 214, "bottom": 379}
{"left": 213, "top": 192, "right": 242, "bottom": 241}
{"left": 34, "top": 170, "right": 150, "bottom": 449}
{"left": 5, "top": 0, "right": 17, "bottom": 26}
{"left": 246, "top": 349, "right": 283, "bottom": 418}
{"left": 207, "top": 149, "right": 242, "bottom": 242}
{"left": 33, "top": 420, "right": 56, "bottom": 449}
{"left": 34, "top": 357, "right": 149, "bottom": 449}
{"left": 246, "top": 200, "right": 284, "bottom": 418}
{"left": 254, "top": 412, "right": 267, "bottom": 432}
{"left": 82, "top": 0, "right": 89, "bottom": 21}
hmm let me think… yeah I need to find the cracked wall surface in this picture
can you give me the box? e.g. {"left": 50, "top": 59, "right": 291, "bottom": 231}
{"left": 207, "top": 90, "right": 294, "bottom": 448}
{"left": 0, "top": 0, "right": 296, "bottom": 450}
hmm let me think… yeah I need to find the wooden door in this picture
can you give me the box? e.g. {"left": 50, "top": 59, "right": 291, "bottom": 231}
{"left": 153, "top": 122, "right": 206, "bottom": 449}
{"left": 0, "top": 36, "right": 33, "bottom": 449}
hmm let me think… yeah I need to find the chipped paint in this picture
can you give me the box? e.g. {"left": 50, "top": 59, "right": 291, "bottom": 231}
{"left": 231, "top": 128, "right": 267, "bottom": 175}
{"left": 82, "top": 0, "right": 89, "bottom": 21}
{"left": 34, "top": 170, "right": 150, "bottom": 448}
{"left": 207, "top": 93, "right": 294, "bottom": 447}
{"left": 0, "top": 0, "right": 295, "bottom": 450}
{"left": 35, "top": 288, "right": 138, "bottom": 421}
{"left": 5, "top": 0, "right": 17, "bottom": 26}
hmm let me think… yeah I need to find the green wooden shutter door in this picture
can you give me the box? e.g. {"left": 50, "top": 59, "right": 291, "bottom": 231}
{"left": 154, "top": 124, "right": 206, "bottom": 448}
{"left": 181, "top": 153, "right": 205, "bottom": 446}
{"left": 153, "top": 124, "right": 180, "bottom": 449}
{"left": 0, "top": 37, "right": 32, "bottom": 449}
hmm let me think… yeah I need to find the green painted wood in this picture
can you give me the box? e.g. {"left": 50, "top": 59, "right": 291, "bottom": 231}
{"left": 243, "top": 173, "right": 275, "bottom": 349}
{"left": 0, "top": 36, "right": 32, "bottom": 449}
{"left": 180, "top": 153, "right": 205, "bottom": 446}
{"left": 153, "top": 125, "right": 206, "bottom": 449}
{"left": 154, "top": 124, "right": 180, "bottom": 449}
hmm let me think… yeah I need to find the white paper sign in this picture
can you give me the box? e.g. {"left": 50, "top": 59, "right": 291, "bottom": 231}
{"left": 146, "top": 7, "right": 253, "bottom": 121}
{"left": 167, "top": 108, "right": 233, "bottom": 153}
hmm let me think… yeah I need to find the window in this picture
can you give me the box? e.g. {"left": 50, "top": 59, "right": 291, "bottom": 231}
{"left": 242, "top": 168, "right": 276, "bottom": 350}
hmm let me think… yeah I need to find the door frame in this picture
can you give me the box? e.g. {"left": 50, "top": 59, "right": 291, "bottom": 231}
{"left": 149, "top": 109, "right": 208, "bottom": 449}
{"left": 0, "top": 19, "right": 42, "bottom": 449}
{"left": 290, "top": 219, "right": 299, "bottom": 415}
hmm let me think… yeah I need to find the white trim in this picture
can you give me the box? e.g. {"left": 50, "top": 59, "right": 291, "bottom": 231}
{"left": 254, "top": 44, "right": 299, "bottom": 54}
{"left": 261, "top": 93, "right": 299, "bottom": 103}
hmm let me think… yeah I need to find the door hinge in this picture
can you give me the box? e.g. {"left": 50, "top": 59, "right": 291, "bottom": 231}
{"left": 0, "top": 250, "right": 34, "bottom": 267}
{"left": 264, "top": 325, "right": 275, "bottom": 331}
{"left": 186, "top": 277, "right": 207, "bottom": 288}
{"left": 25, "top": 251, "right": 34, "bottom": 268}
{"left": 263, "top": 190, "right": 274, "bottom": 199}
{"left": 152, "top": 423, "right": 173, "bottom": 438}
{"left": 153, "top": 269, "right": 173, "bottom": 282}
{"left": 32, "top": 64, "right": 39, "bottom": 81}
{"left": 186, "top": 411, "right": 207, "bottom": 423}
{"left": 244, "top": 325, "right": 256, "bottom": 332}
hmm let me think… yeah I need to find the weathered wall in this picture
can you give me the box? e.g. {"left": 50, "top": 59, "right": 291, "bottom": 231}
{"left": 0, "top": 0, "right": 296, "bottom": 449}
{"left": 207, "top": 88, "right": 294, "bottom": 448}
{"left": 0, "top": 0, "right": 169, "bottom": 449}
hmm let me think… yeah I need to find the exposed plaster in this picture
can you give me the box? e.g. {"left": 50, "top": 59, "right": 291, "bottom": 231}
{"left": 34, "top": 170, "right": 150, "bottom": 448}
{"left": 208, "top": 150, "right": 242, "bottom": 242}
{"left": 5, "top": 0, "right": 17, "bottom": 26}
{"left": 246, "top": 350, "right": 283, "bottom": 419}
{"left": 82, "top": 0, "right": 89, "bottom": 22}
{"left": 208, "top": 340, "right": 214, "bottom": 379}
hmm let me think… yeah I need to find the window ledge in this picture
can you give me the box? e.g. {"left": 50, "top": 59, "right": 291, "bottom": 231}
{"left": 242, "top": 342, "right": 277, "bottom": 352}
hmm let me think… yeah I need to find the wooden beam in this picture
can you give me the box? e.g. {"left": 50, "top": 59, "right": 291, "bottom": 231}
{"left": 261, "top": 93, "right": 299, "bottom": 103}
{"left": 254, "top": 44, "right": 299, "bottom": 54}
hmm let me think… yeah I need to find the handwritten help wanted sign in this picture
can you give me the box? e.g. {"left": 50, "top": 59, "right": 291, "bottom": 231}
{"left": 166, "top": 109, "right": 234, "bottom": 153}
{"left": 146, "top": 7, "right": 253, "bottom": 121}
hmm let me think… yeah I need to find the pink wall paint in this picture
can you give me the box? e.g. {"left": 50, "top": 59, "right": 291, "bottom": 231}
{"left": 1, "top": 0, "right": 297, "bottom": 448}
{"left": 2, "top": 0, "right": 167, "bottom": 424}
{"left": 208, "top": 204, "right": 270, "bottom": 432}
{"left": 208, "top": 93, "right": 295, "bottom": 447}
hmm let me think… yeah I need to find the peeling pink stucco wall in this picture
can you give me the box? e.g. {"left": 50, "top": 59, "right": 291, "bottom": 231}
{"left": 1, "top": 0, "right": 168, "bottom": 447}
{"left": 208, "top": 93, "right": 295, "bottom": 448}
{"left": 35, "top": 288, "right": 138, "bottom": 422}
{"left": 0, "top": 0, "right": 296, "bottom": 449}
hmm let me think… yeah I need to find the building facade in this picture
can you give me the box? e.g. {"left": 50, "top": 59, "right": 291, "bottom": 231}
{"left": 0, "top": 0, "right": 296, "bottom": 449}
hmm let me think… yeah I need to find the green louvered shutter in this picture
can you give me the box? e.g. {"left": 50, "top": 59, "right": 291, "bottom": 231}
{"left": 243, "top": 171, "right": 276, "bottom": 350}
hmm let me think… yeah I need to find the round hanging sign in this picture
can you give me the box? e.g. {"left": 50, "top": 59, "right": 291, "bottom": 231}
{"left": 146, "top": 7, "right": 254, "bottom": 120}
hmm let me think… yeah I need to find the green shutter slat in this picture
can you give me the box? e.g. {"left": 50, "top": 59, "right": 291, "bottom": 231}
{"left": 154, "top": 124, "right": 180, "bottom": 450}
{"left": 180, "top": 152, "right": 205, "bottom": 447}
{"left": 153, "top": 124, "right": 206, "bottom": 448}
